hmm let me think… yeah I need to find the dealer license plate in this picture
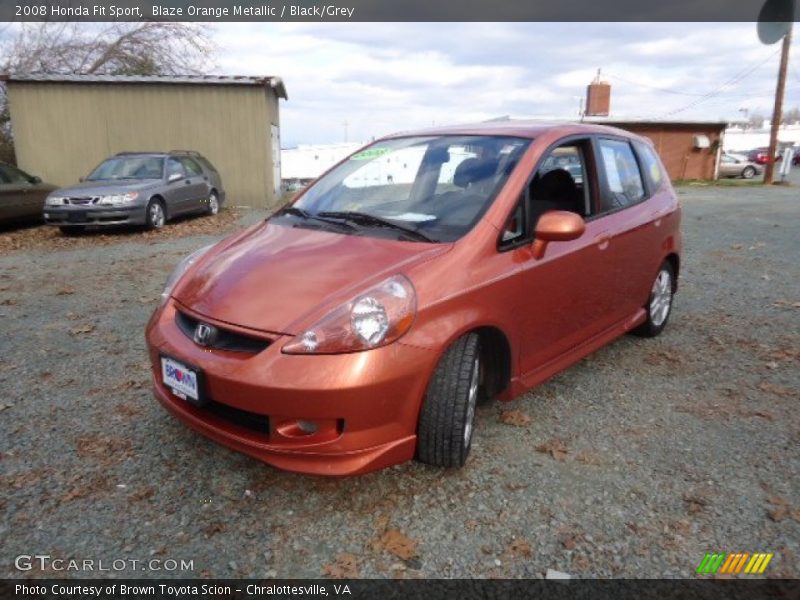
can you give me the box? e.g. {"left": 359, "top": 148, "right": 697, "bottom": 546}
{"left": 161, "top": 356, "right": 200, "bottom": 402}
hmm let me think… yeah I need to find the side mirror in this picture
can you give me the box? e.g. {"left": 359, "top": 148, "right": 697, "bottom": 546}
{"left": 532, "top": 210, "right": 585, "bottom": 260}
{"left": 30, "top": 175, "right": 42, "bottom": 184}
{"left": 168, "top": 172, "right": 183, "bottom": 183}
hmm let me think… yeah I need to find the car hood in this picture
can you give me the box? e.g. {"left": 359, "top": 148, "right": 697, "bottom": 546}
{"left": 173, "top": 221, "right": 452, "bottom": 335}
{"left": 54, "top": 179, "right": 161, "bottom": 196}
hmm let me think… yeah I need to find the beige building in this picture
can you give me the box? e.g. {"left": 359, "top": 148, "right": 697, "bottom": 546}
{"left": 4, "top": 74, "right": 287, "bottom": 208}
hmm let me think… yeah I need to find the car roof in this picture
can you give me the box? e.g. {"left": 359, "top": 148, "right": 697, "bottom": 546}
{"left": 113, "top": 151, "right": 203, "bottom": 157}
{"left": 380, "top": 120, "right": 645, "bottom": 142}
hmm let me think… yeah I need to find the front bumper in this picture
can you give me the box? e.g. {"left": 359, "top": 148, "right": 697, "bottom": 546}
{"left": 44, "top": 204, "right": 146, "bottom": 227}
{"left": 145, "top": 301, "right": 438, "bottom": 476}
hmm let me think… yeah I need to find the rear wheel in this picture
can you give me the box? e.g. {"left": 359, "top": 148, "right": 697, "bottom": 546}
{"left": 145, "top": 199, "right": 166, "bottom": 230}
{"left": 416, "top": 333, "right": 481, "bottom": 468}
{"left": 742, "top": 166, "right": 756, "bottom": 179}
{"left": 633, "top": 261, "right": 674, "bottom": 338}
{"left": 207, "top": 190, "right": 220, "bottom": 216}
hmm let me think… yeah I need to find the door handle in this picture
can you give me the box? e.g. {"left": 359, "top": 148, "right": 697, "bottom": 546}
{"left": 594, "top": 233, "right": 610, "bottom": 250}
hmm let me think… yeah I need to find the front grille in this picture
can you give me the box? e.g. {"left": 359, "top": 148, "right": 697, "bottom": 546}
{"left": 68, "top": 197, "right": 100, "bottom": 205}
{"left": 204, "top": 399, "right": 269, "bottom": 435}
{"left": 175, "top": 310, "right": 272, "bottom": 353}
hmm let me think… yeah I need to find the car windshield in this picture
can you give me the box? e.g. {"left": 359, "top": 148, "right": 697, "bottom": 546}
{"left": 285, "top": 135, "right": 531, "bottom": 242}
{"left": 86, "top": 156, "right": 165, "bottom": 181}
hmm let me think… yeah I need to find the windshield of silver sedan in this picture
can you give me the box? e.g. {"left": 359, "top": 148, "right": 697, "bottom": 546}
{"left": 275, "top": 135, "right": 531, "bottom": 243}
{"left": 86, "top": 156, "right": 165, "bottom": 181}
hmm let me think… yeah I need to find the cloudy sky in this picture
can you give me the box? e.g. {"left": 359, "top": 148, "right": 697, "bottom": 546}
{"left": 211, "top": 22, "right": 800, "bottom": 147}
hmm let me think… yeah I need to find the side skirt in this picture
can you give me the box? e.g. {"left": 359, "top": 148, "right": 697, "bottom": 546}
{"left": 502, "top": 308, "right": 647, "bottom": 400}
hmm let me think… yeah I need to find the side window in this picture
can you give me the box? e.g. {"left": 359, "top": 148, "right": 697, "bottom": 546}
{"left": 179, "top": 157, "right": 203, "bottom": 177}
{"left": 529, "top": 141, "right": 591, "bottom": 221}
{"left": 500, "top": 139, "right": 593, "bottom": 249}
{"left": 167, "top": 158, "right": 185, "bottom": 180}
{"left": 597, "top": 138, "right": 645, "bottom": 212}
{"left": 500, "top": 201, "right": 525, "bottom": 245}
{"left": 0, "top": 164, "right": 31, "bottom": 184}
{"left": 633, "top": 140, "right": 665, "bottom": 192}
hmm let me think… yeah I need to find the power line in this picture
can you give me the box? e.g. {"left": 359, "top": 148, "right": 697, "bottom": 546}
{"left": 659, "top": 48, "right": 782, "bottom": 117}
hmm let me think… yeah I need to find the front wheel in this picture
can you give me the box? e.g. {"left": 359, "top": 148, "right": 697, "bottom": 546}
{"left": 145, "top": 199, "right": 166, "bottom": 230}
{"left": 633, "top": 261, "right": 675, "bottom": 337}
{"left": 742, "top": 166, "right": 756, "bottom": 179}
{"left": 416, "top": 333, "right": 481, "bottom": 468}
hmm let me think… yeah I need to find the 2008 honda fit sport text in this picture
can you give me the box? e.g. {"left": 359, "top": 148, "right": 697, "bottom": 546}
{"left": 145, "top": 122, "right": 682, "bottom": 475}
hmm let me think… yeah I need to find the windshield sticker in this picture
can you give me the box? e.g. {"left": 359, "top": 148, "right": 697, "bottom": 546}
{"left": 350, "top": 147, "right": 392, "bottom": 161}
{"left": 388, "top": 212, "right": 438, "bottom": 222}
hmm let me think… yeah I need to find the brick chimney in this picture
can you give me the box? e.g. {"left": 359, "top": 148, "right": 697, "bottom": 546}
{"left": 585, "top": 69, "right": 611, "bottom": 117}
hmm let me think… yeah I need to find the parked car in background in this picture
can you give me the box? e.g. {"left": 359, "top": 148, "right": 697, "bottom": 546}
{"left": 146, "top": 122, "right": 682, "bottom": 475}
{"left": 44, "top": 151, "right": 225, "bottom": 234}
{"left": 747, "top": 147, "right": 780, "bottom": 165}
{"left": 719, "top": 153, "right": 761, "bottom": 179}
{"left": 0, "top": 163, "right": 57, "bottom": 227}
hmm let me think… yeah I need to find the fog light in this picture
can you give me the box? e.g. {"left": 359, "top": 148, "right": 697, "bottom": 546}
{"left": 297, "top": 420, "right": 318, "bottom": 434}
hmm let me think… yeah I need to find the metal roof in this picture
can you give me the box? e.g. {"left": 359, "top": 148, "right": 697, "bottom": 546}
{"left": 2, "top": 73, "right": 287, "bottom": 99}
{"left": 581, "top": 116, "right": 728, "bottom": 127}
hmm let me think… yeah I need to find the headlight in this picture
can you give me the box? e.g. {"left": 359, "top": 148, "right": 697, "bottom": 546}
{"left": 99, "top": 192, "right": 139, "bottom": 206}
{"left": 160, "top": 244, "right": 214, "bottom": 305}
{"left": 282, "top": 275, "right": 416, "bottom": 354}
{"left": 46, "top": 196, "right": 66, "bottom": 206}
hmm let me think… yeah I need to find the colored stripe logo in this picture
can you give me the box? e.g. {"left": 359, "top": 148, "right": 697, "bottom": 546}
{"left": 696, "top": 552, "right": 773, "bottom": 574}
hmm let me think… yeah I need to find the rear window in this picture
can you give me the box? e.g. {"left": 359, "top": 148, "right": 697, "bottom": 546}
{"left": 634, "top": 141, "right": 665, "bottom": 190}
{"left": 194, "top": 156, "right": 217, "bottom": 173}
{"left": 597, "top": 138, "right": 646, "bottom": 211}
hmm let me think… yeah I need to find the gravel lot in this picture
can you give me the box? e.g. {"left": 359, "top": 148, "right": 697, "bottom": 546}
{"left": 1, "top": 184, "right": 798, "bottom": 580}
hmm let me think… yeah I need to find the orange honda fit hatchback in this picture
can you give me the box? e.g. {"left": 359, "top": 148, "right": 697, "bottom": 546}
{"left": 146, "top": 122, "right": 681, "bottom": 475}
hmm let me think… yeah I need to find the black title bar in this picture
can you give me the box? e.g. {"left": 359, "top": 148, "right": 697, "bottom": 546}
{"left": 3, "top": 0, "right": 794, "bottom": 22}
{"left": 2, "top": 579, "right": 799, "bottom": 600}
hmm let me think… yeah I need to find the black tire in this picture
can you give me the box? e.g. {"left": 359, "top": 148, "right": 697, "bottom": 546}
{"left": 632, "top": 261, "right": 675, "bottom": 338}
{"left": 207, "top": 190, "right": 220, "bottom": 216}
{"left": 59, "top": 226, "right": 86, "bottom": 235}
{"left": 742, "top": 166, "right": 756, "bottom": 179}
{"left": 145, "top": 198, "right": 166, "bottom": 230}
{"left": 416, "top": 333, "right": 481, "bottom": 468}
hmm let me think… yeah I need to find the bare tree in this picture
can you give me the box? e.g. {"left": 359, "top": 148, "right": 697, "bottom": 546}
{"left": 0, "top": 22, "right": 216, "bottom": 162}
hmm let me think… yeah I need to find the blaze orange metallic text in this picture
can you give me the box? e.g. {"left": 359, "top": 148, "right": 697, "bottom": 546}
{"left": 146, "top": 122, "right": 682, "bottom": 475}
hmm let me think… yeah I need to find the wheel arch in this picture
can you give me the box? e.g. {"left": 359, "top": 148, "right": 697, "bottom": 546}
{"left": 149, "top": 194, "right": 167, "bottom": 219}
{"left": 664, "top": 252, "right": 680, "bottom": 292}
{"left": 473, "top": 325, "right": 512, "bottom": 399}
{"left": 413, "top": 319, "right": 514, "bottom": 404}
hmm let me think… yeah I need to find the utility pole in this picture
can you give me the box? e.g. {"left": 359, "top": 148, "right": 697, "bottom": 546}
{"left": 764, "top": 26, "right": 792, "bottom": 184}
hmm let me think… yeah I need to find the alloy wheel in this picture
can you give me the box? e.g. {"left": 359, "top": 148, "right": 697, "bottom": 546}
{"left": 463, "top": 355, "right": 480, "bottom": 446}
{"left": 209, "top": 193, "right": 219, "bottom": 215}
{"left": 650, "top": 269, "right": 672, "bottom": 327}
{"left": 150, "top": 203, "right": 165, "bottom": 228}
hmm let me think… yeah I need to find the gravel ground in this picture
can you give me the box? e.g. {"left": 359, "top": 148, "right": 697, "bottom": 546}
{"left": 1, "top": 186, "right": 798, "bottom": 580}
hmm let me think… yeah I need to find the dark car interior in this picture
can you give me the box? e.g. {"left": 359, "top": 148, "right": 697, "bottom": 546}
{"left": 528, "top": 143, "right": 589, "bottom": 226}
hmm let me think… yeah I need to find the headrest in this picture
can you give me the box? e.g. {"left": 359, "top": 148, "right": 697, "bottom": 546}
{"left": 535, "top": 168, "right": 576, "bottom": 199}
{"left": 453, "top": 158, "right": 496, "bottom": 189}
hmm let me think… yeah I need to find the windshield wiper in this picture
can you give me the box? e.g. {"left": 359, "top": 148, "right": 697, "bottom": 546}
{"left": 317, "top": 211, "right": 437, "bottom": 243}
{"left": 274, "top": 206, "right": 357, "bottom": 232}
